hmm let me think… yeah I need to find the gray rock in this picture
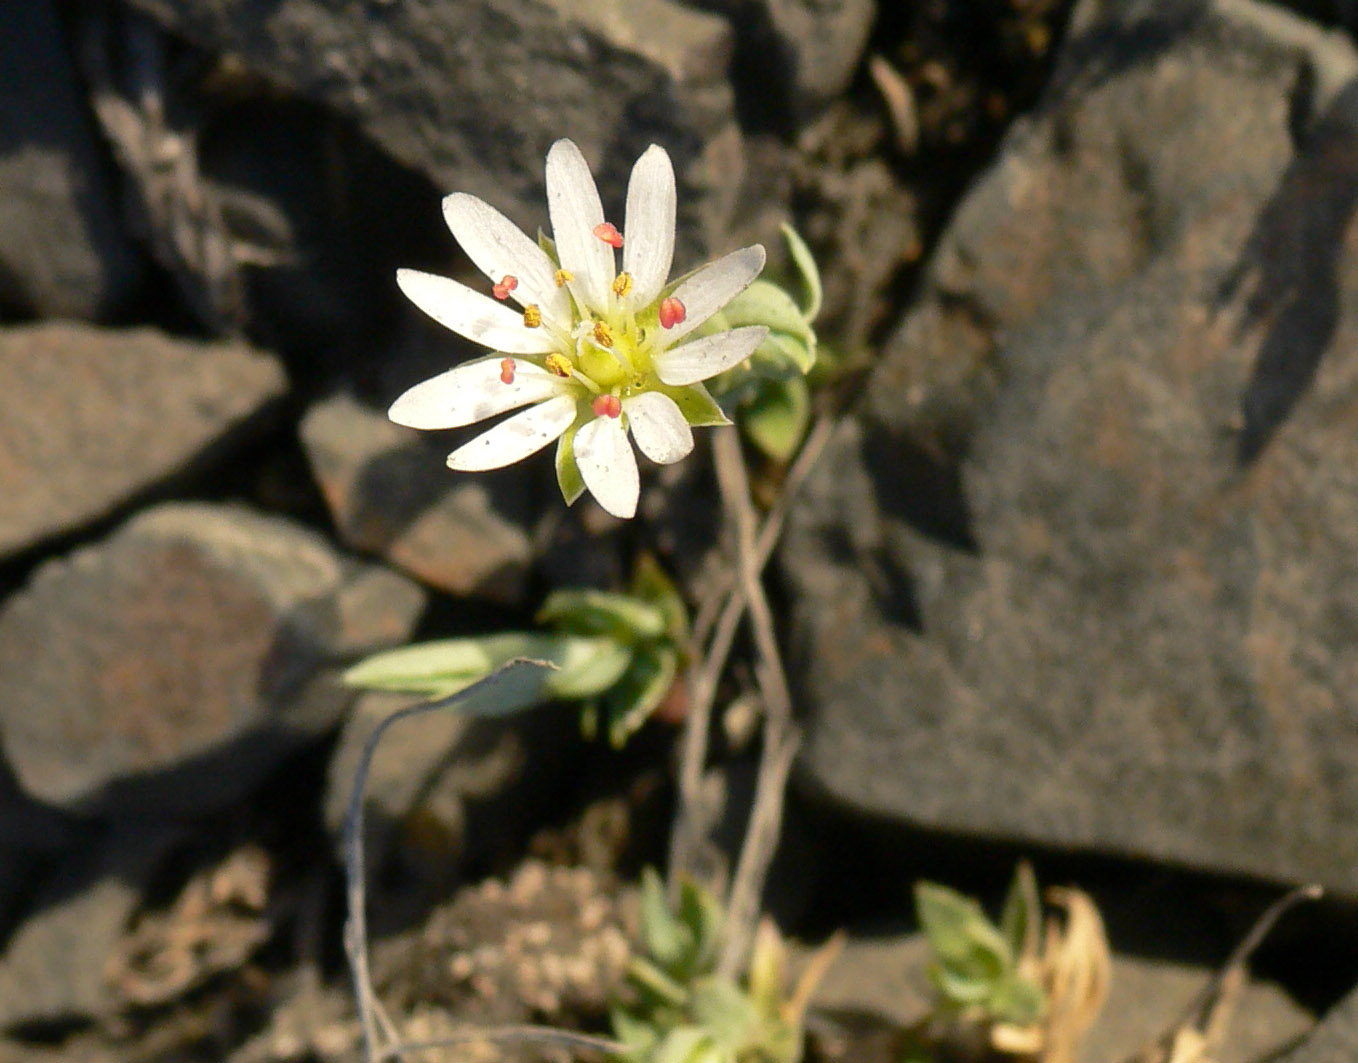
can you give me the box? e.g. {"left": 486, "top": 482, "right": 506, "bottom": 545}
{"left": 301, "top": 393, "right": 534, "bottom": 602}
{"left": 785, "top": 0, "right": 1358, "bottom": 891}
{"left": 325, "top": 691, "right": 581, "bottom": 894}
{"left": 123, "top": 0, "right": 746, "bottom": 256}
{"left": 1279, "top": 982, "right": 1358, "bottom": 1063}
{"left": 765, "top": 0, "right": 875, "bottom": 107}
{"left": 0, "top": 826, "right": 173, "bottom": 1029}
{"left": 0, "top": 323, "right": 286, "bottom": 560}
{"left": 0, "top": 503, "right": 424, "bottom": 817}
{"left": 0, "top": 2, "right": 143, "bottom": 319}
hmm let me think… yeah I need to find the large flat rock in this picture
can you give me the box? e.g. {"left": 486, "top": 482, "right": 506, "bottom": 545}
{"left": 785, "top": 0, "right": 1358, "bottom": 892}
{"left": 0, "top": 324, "right": 286, "bottom": 559}
{"left": 124, "top": 0, "right": 746, "bottom": 256}
{"left": 0, "top": 503, "right": 424, "bottom": 817}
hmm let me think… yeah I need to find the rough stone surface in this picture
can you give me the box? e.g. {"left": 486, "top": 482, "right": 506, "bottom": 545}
{"left": 0, "top": 323, "right": 287, "bottom": 560}
{"left": 0, "top": 2, "right": 143, "bottom": 319}
{"left": 301, "top": 393, "right": 534, "bottom": 601}
{"left": 0, "top": 503, "right": 424, "bottom": 817}
{"left": 124, "top": 0, "right": 747, "bottom": 257}
{"left": 765, "top": 0, "right": 875, "bottom": 107}
{"left": 0, "top": 827, "right": 173, "bottom": 1029}
{"left": 785, "top": 0, "right": 1358, "bottom": 892}
{"left": 1279, "top": 982, "right": 1358, "bottom": 1063}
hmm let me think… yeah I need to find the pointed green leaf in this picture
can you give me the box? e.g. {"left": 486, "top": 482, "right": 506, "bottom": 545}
{"left": 689, "top": 977, "right": 759, "bottom": 1048}
{"left": 781, "top": 222, "right": 822, "bottom": 323}
{"left": 652, "top": 1027, "right": 729, "bottom": 1063}
{"left": 630, "top": 554, "right": 690, "bottom": 643}
{"left": 549, "top": 637, "right": 634, "bottom": 699}
{"left": 750, "top": 330, "right": 816, "bottom": 378}
{"left": 677, "top": 877, "right": 726, "bottom": 976}
{"left": 1000, "top": 862, "right": 1041, "bottom": 964}
{"left": 718, "top": 280, "right": 813, "bottom": 340}
{"left": 915, "top": 881, "right": 1011, "bottom": 983}
{"left": 989, "top": 973, "right": 1046, "bottom": 1026}
{"left": 640, "top": 867, "right": 692, "bottom": 971}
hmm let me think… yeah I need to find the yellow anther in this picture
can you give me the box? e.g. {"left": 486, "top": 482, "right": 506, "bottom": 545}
{"left": 554, "top": 269, "right": 574, "bottom": 287}
{"left": 591, "top": 321, "right": 614, "bottom": 348}
{"left": 523, "top": 304, "right": 542, "bottom": 328}
{"left": 612, "top": 271, "right": 633, "bottom": 297}
{"left": 545, "top": 353, "right": 573, "bottom": 377}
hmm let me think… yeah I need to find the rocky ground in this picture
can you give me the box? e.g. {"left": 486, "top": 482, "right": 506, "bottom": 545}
{"left": 3, "top": 0, "right": 1358, "bottom": 1060}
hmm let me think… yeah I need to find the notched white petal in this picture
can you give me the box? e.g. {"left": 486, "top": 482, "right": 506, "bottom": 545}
{"left": 442, "top": 193, "right": 570, "bottom": 326}
{"left": 662, "top": 245, "right": 766, "bottom": 344}
{"left": 545, "top": 139, "right": 614, "bottom": 315}
{"left": 397, "top": 269, "right": 556, "bottom": 355}
{"left": 622, "top": 145, "right": 676, "bottom": 309}
{"left": 446, "top": 394, "right": 578, "bottom": 471}
{"left": 574, "top": 415, "right": 639, "bottom": 519}
{"left": 624, "top": 391, "right": 693, "bottom": 465}
{"left": 389, "top": 359, "right": 567, "bottom": 429}
{"left": 653, "top": 326, "right": 768, "bottom": 387}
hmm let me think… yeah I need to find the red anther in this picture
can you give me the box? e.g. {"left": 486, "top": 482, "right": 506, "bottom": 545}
{"left": 500, "top": 358, "right": 516, "bottom": 385}
{"left": 592, "top": 394, "right": 622, "bottom": 419}
{"left": 492, "top": 275, "right": 518, "bottom": 300}
{"left": 659, "top": 297, "right": 686, "bottom": 329}
{"left": 593, "top": 222, "right": 623, "bottom": 249}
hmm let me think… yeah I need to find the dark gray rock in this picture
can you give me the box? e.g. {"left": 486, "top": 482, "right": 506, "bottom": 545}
{"left": 0, "top": 503, "right": 424, "bottom": 817}
{"left": 786, "top": 0, "right": 1358, "bottom": 892}
{"left": 0, "top": 2, "right": 143, "bottom": 319}
{"left": 1279, "top": 982, "right": 1358, "bottom": 1063}
{"left": 764, "top": 0, "right": 875, "bottom": 107}
{"left": 123, "top": 0, "right": 747, "bottom": 256}
{"left": 0, "top": 324, "right": 286, "bottom": 560}
{"left": 301, "top": 393, "right": 534, "bottom": 602}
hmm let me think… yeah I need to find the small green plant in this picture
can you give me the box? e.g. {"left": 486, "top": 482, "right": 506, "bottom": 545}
{"left": 611, "top": 869, "right": 830, "bottom": 1063}
{"left": 342, "top": 555, "right": 687, "bottom": 746}
{"left": 702, "top": 224, "right": 822, "bottom": 462}
{"left": 915, "top": 864, "right": 1046, "bottom": 1035}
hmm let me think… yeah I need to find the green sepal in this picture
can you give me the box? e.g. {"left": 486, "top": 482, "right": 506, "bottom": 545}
{"left": 537, "top": 588, "right": 668, "bottom": 641}
{"left": 556, "top": 424, "right": 587, "bottom": 505}
{"left": 663, "top": 382, "right": 729, "bottom": 427}
{"left": 605, "top": 645, "right": 680, "bottom": 746}
{"left": 741, "top": 375, "right": 810, "bottom": 463}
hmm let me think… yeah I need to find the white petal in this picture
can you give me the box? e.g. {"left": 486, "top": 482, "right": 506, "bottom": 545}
{"left": 660, "top": 245, "right": 766, "bottom": 344}
{"left": 622, "top": 145, "right": 675, "bottom": 309}
{"left": 398, "top": 269, "right": 556, "bottom": 355}
{"left": 447, "top": 394, "right": 578, "bottom": 471}
{"left": 389, "top": 359, "right": 569, "bottom": 429}
{"left": 653, "top": 326, "right": 769, "bottom": 386}
{"left": 443, "top": 193, "right": 571, "bottom": 327}
{"left": 546, "top": 139, "right": 614, "bottom": 316}
{"left": 574, "top": 415, "right": 639, "bottom": 519}
{"left": 623, "top": 391, "right": 693, "bottom": 465}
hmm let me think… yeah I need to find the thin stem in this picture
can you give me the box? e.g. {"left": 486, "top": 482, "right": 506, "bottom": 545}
{"left": 710, "top": 426, "right": 803, "bottom": 979}
{"left": 344, "top": 661, "right": 554, "bottom": 1062}
{"left": 669, "top": 417, "right": 833, "bottom": 898}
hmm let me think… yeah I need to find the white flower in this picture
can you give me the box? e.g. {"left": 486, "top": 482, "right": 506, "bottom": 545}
{"left": 388, "top": 138, "right": 767, "bottom": 519}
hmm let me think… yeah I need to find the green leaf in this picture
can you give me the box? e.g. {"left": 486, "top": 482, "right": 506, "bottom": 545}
{"left": 676, "top": 878, "right": 726, "bottom": 977}
{"left": 741, "top": 376, "right": 810, "bottom": 463}
{"left": 538, "top": 588, "right": 668, "bottom": 641}
{"left": 606, "top": 646, "right": 679, "bottom": 746}
{"left": 640, "top": 867, "right": 692, "bottom": 972}
{"left": 1000, "top": 862, "right": 1041, "bottom": 964}
{"left": 556, "top": 426, "right": 587, "bottom": 505}
{"left": 750, "top": 331, "right": 816, "bottom": 378}
{"left": 929, "top": 961, "right": 998, "bottom": 1007}
{"left": 781, "top": 222, "right": 822, "bottom": 323}
{"left": 719, "top": 280, "right": 813, "bottom": 341}
{"left": 549, "top": 637, "right": 634, "bottom": 699}
{"left": 914, "top": 881, "right": 1011, "bottom": 989}
{"left": 989, "top": 973, "right": 1046, "bottom": 1026}
{"left": 652, "top": 1027, "right": 729, "bottom": 1063}
{"left": 689, "top": 977, "right": 759, "bottom": 1048}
